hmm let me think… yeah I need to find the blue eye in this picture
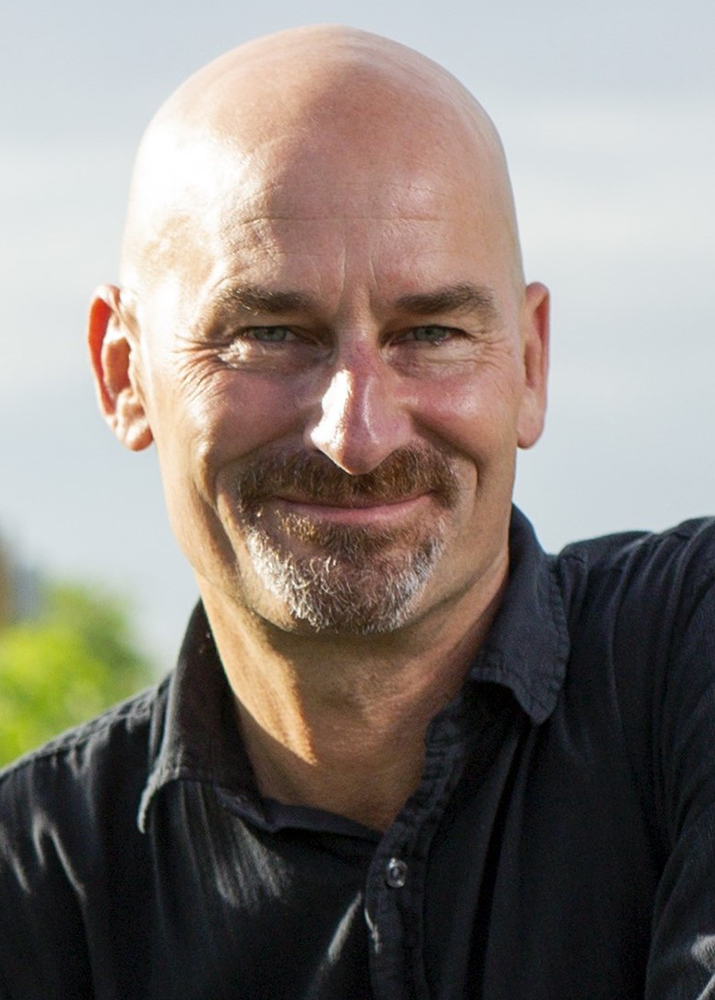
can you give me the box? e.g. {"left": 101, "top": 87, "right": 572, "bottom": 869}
{"left": 247, "top": 327, "right": 292, "bottom": 342}
{"left": 412, "top": 326, "right": 450, "bottom": 343}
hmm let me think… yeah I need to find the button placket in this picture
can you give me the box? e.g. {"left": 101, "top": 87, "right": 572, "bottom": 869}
{"left": 365, "top": 717, "right": 468, "bottom": 999}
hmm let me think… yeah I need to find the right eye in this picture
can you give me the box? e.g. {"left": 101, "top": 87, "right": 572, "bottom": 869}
{"left": 243, "top": 326, "right": 296, "bottom": 343}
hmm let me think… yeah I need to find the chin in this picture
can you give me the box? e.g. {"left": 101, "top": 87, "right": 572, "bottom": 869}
{"left": 241, "top": 527, "right": 445, "bottom": 636}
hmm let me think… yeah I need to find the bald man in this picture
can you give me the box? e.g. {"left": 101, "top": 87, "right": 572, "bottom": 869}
{"left": 1, "top": 26, "right": 715, "bottom": 1000}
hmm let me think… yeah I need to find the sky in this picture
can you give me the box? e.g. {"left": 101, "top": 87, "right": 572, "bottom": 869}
{"left": 2, "top": 0, "right": 714, "bottom": 668}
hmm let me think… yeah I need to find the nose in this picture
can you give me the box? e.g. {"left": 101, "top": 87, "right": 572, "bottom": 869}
{"left": 306, "top": 348, "right": 413, "bottom": 474}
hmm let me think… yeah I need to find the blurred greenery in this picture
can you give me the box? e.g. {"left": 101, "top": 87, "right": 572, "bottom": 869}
{"left": 0, "top": 581, "right": 154, "bottom": 767}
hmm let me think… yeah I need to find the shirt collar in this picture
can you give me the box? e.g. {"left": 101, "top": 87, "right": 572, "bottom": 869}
{"left": 137, "top": 603, "right": 253, "bottom": 831}
{"left": 138, "top": 505, "right": 570, "bottom": 829}
{"left": 468, "top": 506, "right": 570, "bottom": 724}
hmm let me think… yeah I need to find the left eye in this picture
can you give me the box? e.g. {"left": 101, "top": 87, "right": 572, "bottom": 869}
{"left": 410, "top": 326, "right": 451, "bottom": 343}
{"left": 245, "top": 326, "right": 294, "bottom": 343}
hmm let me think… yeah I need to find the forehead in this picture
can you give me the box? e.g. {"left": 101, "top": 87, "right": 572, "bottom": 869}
{"left": 224, "top": 175, "right": 464, "bottom": 260}
{"left": 122, "top": 36, "right": 523, "bottom": 312}
{"left": 225, "top": 114, "right": 489, "bottom": 218}
{"left": 192, "top": 136, "right": 514, "bottom": 299}
{"left": 128, "top": 107, "right": 520, "bottom": 333}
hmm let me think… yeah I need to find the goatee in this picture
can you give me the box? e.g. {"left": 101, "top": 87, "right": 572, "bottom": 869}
{"left": 233, "top": 446, "right": 460, "bottom": 634}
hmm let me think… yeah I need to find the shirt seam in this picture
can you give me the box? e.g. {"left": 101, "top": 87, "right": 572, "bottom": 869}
{"left": 0, "top": 684, "right": 162, "bottom": 783}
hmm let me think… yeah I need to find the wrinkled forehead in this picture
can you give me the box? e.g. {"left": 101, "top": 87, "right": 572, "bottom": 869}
{"left": 122, "top": 118, "right": 515, "bottom": 297}
{"left": 214, "top": 161, "right": 481, "bottom": 308}
{"left": 222, "top": 132, "right": 485, "bottom": 235}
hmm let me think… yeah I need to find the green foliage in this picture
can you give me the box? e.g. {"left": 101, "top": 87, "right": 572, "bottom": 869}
{"left": 0, "top": 582, "right": 153, "bottom": 767}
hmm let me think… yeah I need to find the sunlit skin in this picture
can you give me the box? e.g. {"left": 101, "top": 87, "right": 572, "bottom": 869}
{"left": 88, "top": 26, "right": 549, "bottom": 829}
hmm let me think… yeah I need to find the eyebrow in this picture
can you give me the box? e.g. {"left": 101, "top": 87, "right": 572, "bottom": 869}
{"left": 216, "top": 286, "right": 315, "bottom": 315}
{"left": 213, "top": 281, "right": 499, "bottom": 320}
{"left": 394, "top": 283, "right": 498, "bottom": 319}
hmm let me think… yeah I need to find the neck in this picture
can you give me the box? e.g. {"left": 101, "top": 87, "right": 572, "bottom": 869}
{"left": 200, "top": 561, "right": 507, "bottom": 831}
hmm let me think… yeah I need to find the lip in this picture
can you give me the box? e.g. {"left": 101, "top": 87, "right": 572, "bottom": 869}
{"left": 271, "top": 492, "right": 432, "bottom": 526}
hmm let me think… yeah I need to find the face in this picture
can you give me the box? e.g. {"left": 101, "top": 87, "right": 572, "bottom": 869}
{"left": 99, "top": 129, "right": 548, "bottom": 637}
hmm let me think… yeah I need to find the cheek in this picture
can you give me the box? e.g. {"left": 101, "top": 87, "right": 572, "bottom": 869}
{"left": 157, "top": 371, "right": 306, "bottom": 500}
{"left": 420, "top": 368, "right": 523, "bottom": 462}
{"left": 208, "top": 373, "right": 306, "bottom": 452}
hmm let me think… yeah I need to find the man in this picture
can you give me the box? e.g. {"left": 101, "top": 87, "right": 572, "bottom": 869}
{"left": 1, "top": 24, "right": 714, "bottom": 999}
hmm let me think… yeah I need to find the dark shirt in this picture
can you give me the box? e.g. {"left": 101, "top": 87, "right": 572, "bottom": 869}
{"left": 2, "top": 507, "right": 715, "bottom": 999}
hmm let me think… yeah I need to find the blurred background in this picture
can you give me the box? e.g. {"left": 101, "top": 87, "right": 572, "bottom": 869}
{"left": 2, "top": 0, "right": 713, "bottom": 760}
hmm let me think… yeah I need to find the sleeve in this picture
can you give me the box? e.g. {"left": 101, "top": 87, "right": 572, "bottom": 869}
{"left": 646, "top": 561, "right": 715, "bottom": 998}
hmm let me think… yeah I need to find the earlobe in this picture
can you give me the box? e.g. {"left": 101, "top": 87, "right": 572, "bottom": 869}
{"left": 516, "top": 281, "right": 550, "bottom": 450}
{"left": 88, "top": 285, "right": 153, "bottom": 452}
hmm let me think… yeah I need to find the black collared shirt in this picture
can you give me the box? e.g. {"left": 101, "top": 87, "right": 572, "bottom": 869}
{"left": 2, "top": 508, "right": 715, "bottom": 998}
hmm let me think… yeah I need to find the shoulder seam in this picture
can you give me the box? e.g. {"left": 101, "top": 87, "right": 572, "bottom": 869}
{"left": 0, "top": 679, "right": 167, "bottom": 782}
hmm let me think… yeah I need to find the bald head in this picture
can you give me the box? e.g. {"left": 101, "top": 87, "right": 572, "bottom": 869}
{"left": 91, "top": 26, "right": 549, "bottom": 634}
{"left": 119, "top": 26, "right": 523, "bottom": 298}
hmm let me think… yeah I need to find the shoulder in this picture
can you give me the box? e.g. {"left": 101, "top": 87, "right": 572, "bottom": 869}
{"left": 550, "top": 519, "right": 715, "bottom": 804}
{"left": 553, "top": 516, "right": 715, "bottom": 623}
{"left": 558, "top": 515, "right": 715, "bottom": 573}
{"left": 0, "top": 678, "right": 172, "bottom": 992}
{"left": 549, "top": 518, "right": 715, "bottom": 765}
{"left": 1, "top": 676, "right": 166, "bottom": 780}
{"left": 0, "top": 678, "right": 170, "bottom": 862}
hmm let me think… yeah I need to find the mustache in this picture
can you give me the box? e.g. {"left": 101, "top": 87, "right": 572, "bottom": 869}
{"left": 233, "top": 446, "right": 461, "bottom": 510}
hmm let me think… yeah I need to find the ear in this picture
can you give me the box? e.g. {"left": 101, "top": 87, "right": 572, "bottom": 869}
{"left": 87, "top": 285, "right": 153, "bottom": 451}
{"left": 516, "top": 281, "right": 550, "bottom": 450}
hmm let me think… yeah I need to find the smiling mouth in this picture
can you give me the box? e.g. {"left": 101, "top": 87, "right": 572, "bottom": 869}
{"left": 232, "top": 446, "right": 461, "bottom": 531}
{"left": 271, "top": 492, "right": 432, "bottom": 525}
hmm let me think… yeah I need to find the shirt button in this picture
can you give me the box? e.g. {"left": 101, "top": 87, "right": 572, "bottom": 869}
{"left": 385, "top": 857, "right": 408, "bottom": 888}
